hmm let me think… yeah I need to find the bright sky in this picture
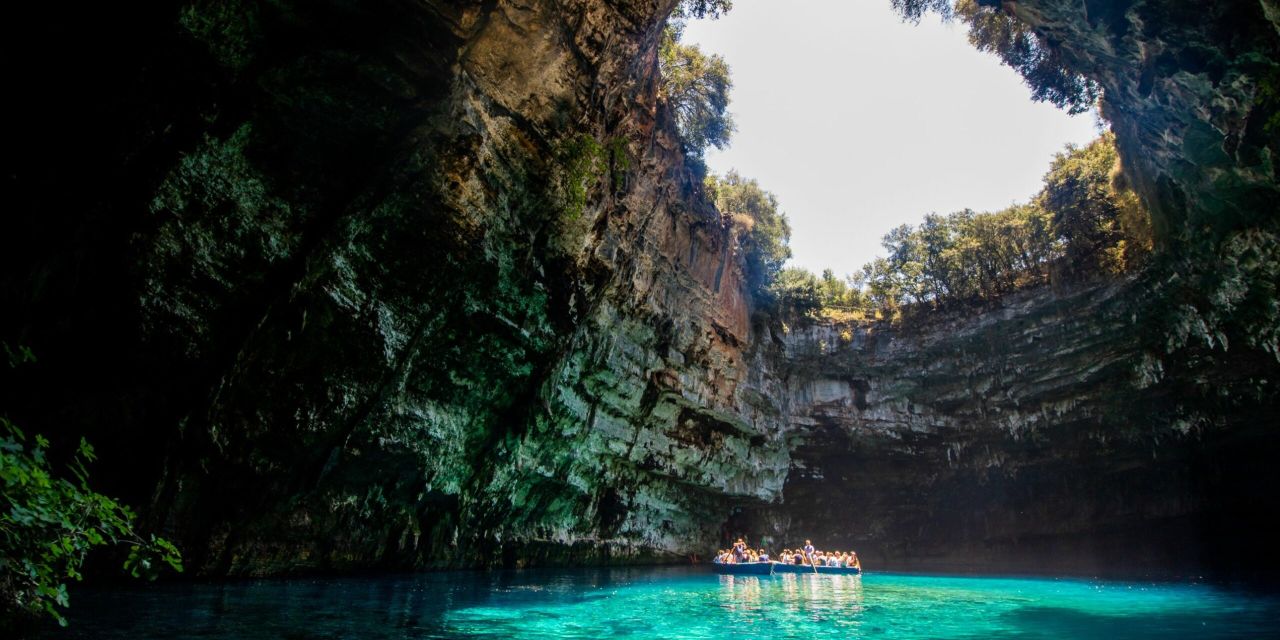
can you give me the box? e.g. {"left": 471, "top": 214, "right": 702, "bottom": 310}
{"left": 682, "top": 0, "right": 1102, "bottom": 277}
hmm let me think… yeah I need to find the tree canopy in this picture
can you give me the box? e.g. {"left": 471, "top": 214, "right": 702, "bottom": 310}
{"left": 1040, "top": 131, "right": 1149, "bottom": 273}
{"left": 659, "top": 35, "right": 735, "bottom": 157}
{"left": 780, "top": 134, "right": 1150, "bottom": 320}
{"left": 707, "top": 170, "right": 792, "bottom": 298}
{"left": 892, "top": 0, "right": 1100, "bottom": 114}
{"left": 1, "top": 348, "right": 182, "bottom": 627}
{"left": 671, "top": 0, "right": 733, "bottom": 21}
{"left": 659, "top": 5, "right": 736, "bottom": 157}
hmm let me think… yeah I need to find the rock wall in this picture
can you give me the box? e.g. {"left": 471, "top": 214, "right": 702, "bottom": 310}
{"left": 748, "top": 277, "right": 1279, "bottom": 577}
{"left": 1, "top": 0, "right": 1277, "bottom": 579}
{"left": 3, "top": 0, "right": 790, "bottom": 574}
{"left": 1000, "top": 0, "right": 1279, "bottom": 241}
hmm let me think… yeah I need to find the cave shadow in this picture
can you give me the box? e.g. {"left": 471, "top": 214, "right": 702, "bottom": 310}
{"left": 966, "top": 603, "right": 1280, "bottom": 640}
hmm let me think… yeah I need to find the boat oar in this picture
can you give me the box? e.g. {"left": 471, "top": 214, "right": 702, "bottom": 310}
{"left": 807, "top": 551, "right": 818, "bottom": 575}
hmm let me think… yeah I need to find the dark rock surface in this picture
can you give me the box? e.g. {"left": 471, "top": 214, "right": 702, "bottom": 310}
{"left": 1, "top": 0, "right": 1277, "bottom": 578}
{"left": 755, "top": 278, "right": 1279, "bottom": 577}
{"left": 1004, "top": 0, "right": 1279, "bottom": 242}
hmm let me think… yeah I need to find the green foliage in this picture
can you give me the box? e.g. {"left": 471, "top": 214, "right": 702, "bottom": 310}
{"left": 608, "top": 137, "right": 631, "bottom": 192}
{"left": 1, "top": 353, "right": 182, "bottom": 627}
{"left": 1039, "top": 133, "right": 1142, "bottom": 273}
{"left": 789, "top": 134, "right": 1150, "bottom": 320}
{"left": 768, "top": 268, "right": 823, "bottom": 315}
{"left": 2, "top": 343, "right": 36, "bottom": 369}
{"left": 707, "top": 171, "right": 792, "bottom": 298}
{"left": 672, "top": 0, "right": 734, "bottom": 21}
{"left": 817, "top": 269, "right": 865, "bottom": 310}
{"left": 892, "top": 0, "right": 1100, "bottom": 114}
{"left": 890, "top": 0, "right": 957, "bottom": 22}
{"left": 857, "top": 204, "right": 1058, "bottom": 312}
{"left": 555, "top": 134, "right": 610, "bottom": 221}
{"left": 659, "top": 27, "right": 735, "bottom": 157}
{"left": 178, "top": 0, "right": 262, "bottom": 73}
{"left": 554, "top": 133, "right": 631, "bottom": 212}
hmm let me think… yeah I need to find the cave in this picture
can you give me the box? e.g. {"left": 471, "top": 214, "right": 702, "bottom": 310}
{"left": 2, "top": 1, "right": 1279, "bottom": 632}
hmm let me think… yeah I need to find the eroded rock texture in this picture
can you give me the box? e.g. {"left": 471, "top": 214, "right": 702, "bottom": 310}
{"left": 754, "top": 278, "right": 1279, "bottom": 576}
{"left": 1, "top": 0, "right": 1277, "bottom": 578}
{"left": 1002, "top": 0, "right": 1279, "bottom": 241}
{"left": 4, "top": 0, "right": 785, "bottom": 574}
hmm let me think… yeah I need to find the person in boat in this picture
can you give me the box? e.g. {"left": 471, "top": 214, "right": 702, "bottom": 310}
{"left": 803, "top": 540, "right": 816, "bottom": 566}
{"left": 758, "top": 549, "right": 770, "bottom": 562}
{"left": 850, "top": 552, "right": 861, "bottom": 571}
{"left": 732, "top": 538, "right": 748, "bottom": 562}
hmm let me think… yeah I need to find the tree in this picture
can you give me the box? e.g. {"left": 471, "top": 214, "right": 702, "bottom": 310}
{"left": 892, "top": 0, "right": 1100, "bottom": 114}
{"left": 671, "top": 0, "right": 733, "bottom": 21}
{"left": 862, "top": 257, "right": 905, "bottom": 316}
{"left": 659, "top": 29, "right": 735, "bottom": 156}
{"left": 1, "top": 348, "right": 182, "bottom": 628}
{"left": 768, "top": 268, "right": 823, "bottom": 315}
{"left": 1038, "top": 133, "right": 1148, "bottom": 273}
{"left": 957, "top": 1, "right": 1099, "bottom": 115}
{"left": 707, "top": 171, "right": 792, "bottom": 298}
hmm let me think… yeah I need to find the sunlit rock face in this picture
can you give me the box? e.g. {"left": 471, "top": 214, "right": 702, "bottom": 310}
{"left": 3, "top": 0, "right": 787, "bottom": 574}
{"left": 1, "top": 0, "right": 1277, "bottom": 579}
{"left": 133, "top": 0, "right": 797, "bottom": 573}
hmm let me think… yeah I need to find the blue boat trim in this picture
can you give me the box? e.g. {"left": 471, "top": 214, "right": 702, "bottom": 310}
{"left": 771, "top": 562, "right": 861, "bottom": 575}
{"left": 710, "top": 561, "right": 775, "bottom": 575}
{"left": 710, "top": 562, "right": 861, "bottom": 576}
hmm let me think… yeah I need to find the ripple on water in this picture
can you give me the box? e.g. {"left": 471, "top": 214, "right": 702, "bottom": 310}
{"left": 49, "top": 567, "right": 1280, "bottom": 640}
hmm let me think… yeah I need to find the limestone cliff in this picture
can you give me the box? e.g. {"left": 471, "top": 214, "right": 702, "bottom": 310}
{"left": 4, "top": 0, "right": 785, "bottom": 574}
{"left": 1, "top": 0, "right": 1277, "bottom": 579}
{"left": 1001, "top": 0, "right": 1279, "bottom": 241}
{"left": 753, "top": 277, "right": 1278, "bottom": 576}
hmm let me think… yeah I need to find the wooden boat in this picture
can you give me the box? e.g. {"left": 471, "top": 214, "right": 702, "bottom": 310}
{"left": 710, "top": 561, "right": 775, "bottom": 575}
{"left": 770, "top": 562, "right": 861, "bottom": 575}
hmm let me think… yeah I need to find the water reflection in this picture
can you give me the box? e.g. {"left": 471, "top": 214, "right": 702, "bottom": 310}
{"left": 48, "top": 567, "right": 1280, "bottom": 640}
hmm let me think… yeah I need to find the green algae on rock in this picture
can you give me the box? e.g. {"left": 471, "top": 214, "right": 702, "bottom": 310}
{"left": 0, "top": 0, "right": 1277, "bottom": 584}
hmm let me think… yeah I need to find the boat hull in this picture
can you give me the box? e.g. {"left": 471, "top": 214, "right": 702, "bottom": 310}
{"left": 771, "top": 563, "right": 861, "bottom": 575}
{"left": 711, "top": 562, "right": 775, "bottom": 575}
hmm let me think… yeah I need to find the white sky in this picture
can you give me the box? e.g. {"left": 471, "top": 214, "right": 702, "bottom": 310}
{"left": 682, "top": 0, "right": 1103, "bottom": 277}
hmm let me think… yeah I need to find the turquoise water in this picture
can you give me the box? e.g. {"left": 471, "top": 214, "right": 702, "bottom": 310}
{"left": 53, "top": 566, "right": 1280, "bottom": 639}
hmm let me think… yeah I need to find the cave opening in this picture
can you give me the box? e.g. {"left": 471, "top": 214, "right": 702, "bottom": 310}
{"left": 0, "top": 0, "right": 1278, "bottom": 631}
{"left": 659, "top": 0, "right": 1278, "bottom": 579}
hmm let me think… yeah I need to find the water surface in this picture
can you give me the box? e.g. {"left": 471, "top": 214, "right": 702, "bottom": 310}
{"left": 53, "top": 566, "right": 1280, "bottom": 639}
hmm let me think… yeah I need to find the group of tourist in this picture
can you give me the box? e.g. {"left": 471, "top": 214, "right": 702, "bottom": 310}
{"left": 714, "top": 538, "right": 861, "bottom": 570}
